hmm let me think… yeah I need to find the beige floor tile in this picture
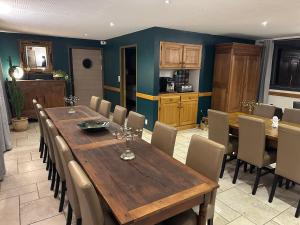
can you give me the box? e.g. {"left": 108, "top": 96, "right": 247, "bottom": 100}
{"left": 215, "top": 199, "right": 241, "bottom": 222}
{"left": 227, "top": 216, "right": 256, "bottom": 225}
{"left": 265, "top": 221, "right": 280, "bottom": 225}
{"left": 0, "top": 183, "right": 37, "bottom": 200}
{"left": 272, "top": 205, "right": 300, "bottom": 225}
{"left": 30, "top": 214, "right": 66, "bottom": 225}
{"left": 37, "top": 181, "right": 53, "bottom": 198}
{"left": 31, "top": 152, "right": 42, "bottom": 161}
{"left": 18, "top": 160, "right": 45, "bottom": 173}
{"left": 20, "top": 196, "right": 61, "bottom": 225}
{"left": 20, "top": 191, "right": 39, "bottom": 204}
{"left": 4, "top": 159, "right": 18, "bottom": 177}
{"left": 0, "top": 196, "right": 20, "bottom": 225}
{"left": 212, "top": 212, "right": 229, "bottom": 225}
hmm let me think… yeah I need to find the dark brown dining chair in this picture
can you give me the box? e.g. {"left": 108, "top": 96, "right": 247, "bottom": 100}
{"left": 253, "top": 104, "right": 276, "bottom": 118}
{"left": 89, "top": 96, "right": 100, "bottom": 111}
{"left": 47, "top": 120, "right": 67, "bottom": 212}
{"left": 35, "top": 103, "right": 45, "bottom": 158}
{"left": 232, "top": 115, "right": 276, "bottom": 195}
{"left": 127, "top": 111, "right": 145, "bottom": 137}
{"left": 56, "top": 136, "right": 82, "bottom": 225}
{"left": 282, "top": 108, "right": 300, "bottom": 124}
{"left": 98, "top": 99, "right": 111, "bottom": 118}
{"left": 208, "top": 109, "right": 238, "bottom": 178}
{"left": 68, "top": 161, "right": 118, "bottom": 225}
{"left": 269, "top": 124, "right": 300, "bottom": 218}
{"left": 164, "top": 135, "right": 225, "bottom": 225}
{"left": 151, "top": 121, "right": 177, "bottom": 157}
{"left": 112, "top": 105, "right": 127, "bottom": 126}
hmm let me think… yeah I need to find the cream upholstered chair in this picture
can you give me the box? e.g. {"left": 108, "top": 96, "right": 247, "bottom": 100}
{"left": 253, "top": 104, "right": 276, "bottom": 118}
{"left": 151, "top": 121, "right": 177, "bottom": 157}
{"left": 282, "top": 108, "right": 300, "bottom": 124}
{"left": 232, "top": 116, "right": 277, "bottom": 195}
{"left": 98, "top": 100, "right": 111, "bottom": 118}
{"left": 112, "top": 105, "right": 127, "bottom": 126}
{"left": 164, "top": 135, "right": 225, "bottom": 225}
{"left": 269, "top": 124, "right": 300, "bottom": 218}
{"left": 47, "top": 120, "right": 67, "bottom": 212}
{"left": 39, "top": 111, "right": 51, "bottom": 165}
{"left": 89, "top": 96, "right": 100, "bottom": 111}
{"left": 35, "top": 103, "right": 45, "bottom": 158}
{"left": 68, "top": 161, "right": 118, "bottom": 225}
{"left": 126, "top": 111, "right": 145, "bottom": 137}
{"left": 56, "top": 136, "right": 82, "bottom": 225}
{"left": 208, "top": 109, "right": 238, "bottom": 178}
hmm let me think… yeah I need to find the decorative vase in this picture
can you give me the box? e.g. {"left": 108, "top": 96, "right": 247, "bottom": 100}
{"left": 12, "top": 117, "right": 29, "bottom": 131}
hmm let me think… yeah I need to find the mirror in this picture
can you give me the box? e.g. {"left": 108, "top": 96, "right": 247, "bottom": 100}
{"left": 19, "top": 41, "right": 53, "bottom": 73}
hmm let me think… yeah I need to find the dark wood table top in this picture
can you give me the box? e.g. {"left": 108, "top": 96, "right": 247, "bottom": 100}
{"left": 45, "top": 105, "right": 218, "bottom": 225}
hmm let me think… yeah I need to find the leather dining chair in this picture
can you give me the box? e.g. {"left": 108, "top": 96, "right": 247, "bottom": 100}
{"left": 39, "top": 111, "right": 51, "bottom": 166}
{"left": 47, "top": 120, "right": 67, "bottom": 212}
{"left": 98, "top": 100, "right": 111, "bottom": 118}
{"left": 282, "top": 108, "right": 300, "bottom": 124}
{"left": 35, "top": 103, "right": 45, "bottom": 158}
{"left": 112, "top": 105, "right": 127, "bottom": 126}
{"left": 269, "top": 124, "right": 300, "bottom": 218}
{"left": 68, "top": 161, "right": 118, "bottom": 225}
{"left": 208, "top": 109, "right": 238, "bottom": 178}
{"left": 164, "top": 135, "right": 225, "bottom": 225}
{"left": 151, "top": 121, "right": 177, "bottom": 157}
{"left": 89, "top": 96, "right": 100, "bottom": 111}
{"left": 232, "top": 116, "right": 277, "bottom": 195}
{"left": 126, "top": 111, "right": 145, "bottom": 137}
{"left": 253, "top": 104, "right": 276, "bottom": 118}
{"left": 56, "top": 136, "right": 82, "bottom": 225}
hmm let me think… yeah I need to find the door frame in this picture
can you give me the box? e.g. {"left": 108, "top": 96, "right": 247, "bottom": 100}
{"left": 68, "top": 47, "right": 103, "bottom": 96}
{"left": 119, "top": 44, "right": 138, "bottom": 109}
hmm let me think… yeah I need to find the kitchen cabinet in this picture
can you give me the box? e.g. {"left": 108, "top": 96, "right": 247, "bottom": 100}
{"left": 158, "top": 93, "right": 198, "bottom": 129}
{"left": 211, "top": 43, "right": 262, "bottom": 112}
{"left": 16, "top": 80, "right": 65, "bottom": 119}
{"left": 160, "top": 42, "right": 202, "bottom": 69}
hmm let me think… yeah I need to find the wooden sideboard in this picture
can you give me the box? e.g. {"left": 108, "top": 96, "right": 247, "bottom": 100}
{"left": 16, "top": 80, "right": 65, "bottom": 119}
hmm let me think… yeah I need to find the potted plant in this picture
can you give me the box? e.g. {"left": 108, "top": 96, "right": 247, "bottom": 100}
{"left": 6, "top": 77, "right": 28, "bottom": 131}
{"left": 53, "top": 70, "right": 69, "bottom": 80}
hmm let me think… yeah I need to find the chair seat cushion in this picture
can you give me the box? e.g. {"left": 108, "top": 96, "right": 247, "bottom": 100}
{"left": 263, "top": 149, "right": 277, "bottom": 166}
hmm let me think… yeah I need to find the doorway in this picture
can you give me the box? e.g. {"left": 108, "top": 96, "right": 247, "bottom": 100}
{"left": 120, "top": 46, "right": 137, "bottom": 112}
{"left": 70, "top": 48, "right": 103, "bottom": 106}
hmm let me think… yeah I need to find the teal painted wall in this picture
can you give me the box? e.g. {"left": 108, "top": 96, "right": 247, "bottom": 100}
{"left": 103, "top": 27, "right": 255, "bottom": 130}
{"left": 0, "top": 32, "right": 100, "bottom": 94}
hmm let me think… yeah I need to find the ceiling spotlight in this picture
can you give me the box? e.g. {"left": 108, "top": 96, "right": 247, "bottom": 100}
{"left": 261, "top": 21, "right": 268, "bottom": 27}
{"left": 109, "top": 22, "right": 115, "bottom": 27}
{"left": 165, "top": 0, "right": 171, "bottom": 4}
{"left": 84, "top": 33, "right": 88, "bottom": 37}
{"left": 0, "top": 2, "right": 12, "bottom": 14}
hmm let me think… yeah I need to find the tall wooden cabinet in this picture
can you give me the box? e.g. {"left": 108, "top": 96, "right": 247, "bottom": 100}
{"left": 211, "top": 43, "right": 262, "bottom": 112}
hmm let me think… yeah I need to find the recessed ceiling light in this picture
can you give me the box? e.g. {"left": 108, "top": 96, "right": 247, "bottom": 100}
{"left": 109, "top": 22, "right": 115, "bottom": 27}
{"left": 261, "top": 21, "right": 268, "bottom": 27}
{"left": 0, "top": 2, "right": 12, "bottom": 14}
{"left": 84, "top": 33, "right": 88, "bottom": 37}
{"left": 165, "top": 0, "right": 171, "bottom": 4}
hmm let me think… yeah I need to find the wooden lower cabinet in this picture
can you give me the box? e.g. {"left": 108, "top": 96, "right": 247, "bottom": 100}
{"left": 158, "top": 93, "right": 198, "bottom": 129}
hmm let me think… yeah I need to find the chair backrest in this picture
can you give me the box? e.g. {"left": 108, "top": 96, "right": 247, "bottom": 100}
{"left": 276, "top": 124, "right": 300, "bottom": 184}
{"left": 151, "top": 121, "right": 177, "bottom": 157}
{"left": 186, "top": 135, "right": 225, "bottom": 217}
{"left": 39, "top": 111, "right": 49, "bottom": 146}
{"left": 36, "top": 103, "right": 44, "bottom": 137}
{"left": 45, "top": 119, "right": 56, "bottom": 162}
{"left": 282, "top": 108, "right": 300, "bottom": 124}
{"left": 127, "top": 111, "right": 145, "bottom": 137}
{"left": 253, "top": 104, "right": 276, "bottom": 118}
{"left": 98, "top": 100, "right": 111, "bottom": 118}
{"left": 90, "top": 96, "right": 100, "bottom": 111}
{"left": 293, "top": 101, "right": 300, "bottom": 109}
{"left": 68, "top": 161, "right": 105, "bottom": 225}
{"left": 47, "top": 120, "right": 65, "bottom": 180}
{"left": 238, "top": 115, "right": 266, "bottom": 167}
{"left": 112, "top": 105, "right": 127, "bottom": 126}
{"left": 208, "top": 109, "right": 229, "bottom": 153}
{"left": 55, "top": 136, "right": 81, "bottom": 218}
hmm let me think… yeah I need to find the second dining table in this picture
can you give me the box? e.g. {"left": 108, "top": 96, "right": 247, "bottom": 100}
{"left": 45, "top": 105, "right": 218, "bottom": 225}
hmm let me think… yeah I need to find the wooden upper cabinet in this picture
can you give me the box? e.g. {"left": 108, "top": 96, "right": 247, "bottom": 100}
{"left": 160, "top": 42, "right": 183, "bottom": 68}
{"left": 183, "top": 45, "right": 202, "bottom": 69}
{"left": 160, "top": 42, "right": 202, "bottom": 69}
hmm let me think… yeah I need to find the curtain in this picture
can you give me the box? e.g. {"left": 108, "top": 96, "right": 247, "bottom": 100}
{"left": 0, "top": 59, "right": 12, "bottom": 179}
{"left": 257, "top": 40, "right": 274, "bottom": 103}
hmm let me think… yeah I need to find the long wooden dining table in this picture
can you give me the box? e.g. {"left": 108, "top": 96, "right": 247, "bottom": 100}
{"left": 45, "top": 105, "right": 218, "bottom": 225}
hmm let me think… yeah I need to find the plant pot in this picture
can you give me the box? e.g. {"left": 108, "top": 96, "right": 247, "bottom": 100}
{"left": 12, "top": 117, "right": 29, "bottom": 132}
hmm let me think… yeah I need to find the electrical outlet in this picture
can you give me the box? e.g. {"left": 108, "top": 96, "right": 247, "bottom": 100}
{"left": 118, "top": 76, "right": 120, "bottom": 82}
{"left": 145, "top": 119, "right": 148, "bottom": 125}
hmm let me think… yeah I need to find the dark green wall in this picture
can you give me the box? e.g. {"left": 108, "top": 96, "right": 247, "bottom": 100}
{"left": 103, "top": 27, "right": 255, "bottom": 130}
{"left": 0, "top": 32, "right": 100, "bottom": 94}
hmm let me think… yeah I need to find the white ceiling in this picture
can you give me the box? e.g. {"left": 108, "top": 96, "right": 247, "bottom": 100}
{"left": 0, "top": 0, "right": 300, "bottom": 40}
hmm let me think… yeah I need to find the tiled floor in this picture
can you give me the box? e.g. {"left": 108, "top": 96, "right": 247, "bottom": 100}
{"left": 1, "top": 122, "right": 300, "bottom": 225}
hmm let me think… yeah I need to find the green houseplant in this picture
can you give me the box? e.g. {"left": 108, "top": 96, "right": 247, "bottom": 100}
{"left": 53, "top": 70, "right": 69, "bottom": 80}
{"left": 6, "top": 77, "right": 28, "bottom": 131}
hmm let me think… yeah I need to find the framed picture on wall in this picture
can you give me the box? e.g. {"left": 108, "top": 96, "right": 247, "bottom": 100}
{"left": 19, "top": 40, "right": 53, "bottom": 73}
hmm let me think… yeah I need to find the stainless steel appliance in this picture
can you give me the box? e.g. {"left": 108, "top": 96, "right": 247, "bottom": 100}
{"left": 174, "top": 70, "right": 193, "bottom": 92}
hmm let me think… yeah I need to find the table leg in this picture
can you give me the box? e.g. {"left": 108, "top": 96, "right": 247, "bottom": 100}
{"left": 198, "top": 193, "right": 209, "bottom": 225}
